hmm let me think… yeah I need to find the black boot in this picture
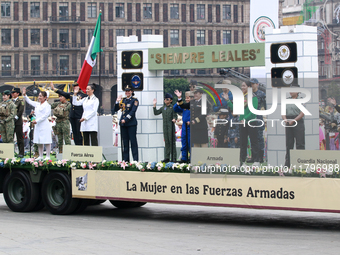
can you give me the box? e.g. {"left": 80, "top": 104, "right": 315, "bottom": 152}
{"left": 246, "top": 158, "right": 254, "bottom": 163}
{"left": 246, "top": 149, "right": 254, "bottom": 163}
{"left": 259, "top": 150, "right": 264, "bottom": 163}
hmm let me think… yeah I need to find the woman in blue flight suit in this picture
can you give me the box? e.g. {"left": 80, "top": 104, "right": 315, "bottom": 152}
{"left": 114, "top": 85, "right": 139, "bottom": 162}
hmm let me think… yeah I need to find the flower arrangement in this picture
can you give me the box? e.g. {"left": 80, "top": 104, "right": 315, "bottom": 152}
{"left": 0, "top": 157, "right": 190, "bottom": 173}
{"left": 0, "top": 157, "right": 338, "bottom": 178}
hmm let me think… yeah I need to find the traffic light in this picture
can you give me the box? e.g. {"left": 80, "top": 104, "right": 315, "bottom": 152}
{"left": 270, "top": 42, "right": 297, "bottom": 64}
{"left": 122, "top": 73, "right": 144, "bottom": 91}
{"left": 122, "top": 51, "right": 143, "bottom": 69}
{"left": 271, "top": 67, "right": 298, "bottom": 87}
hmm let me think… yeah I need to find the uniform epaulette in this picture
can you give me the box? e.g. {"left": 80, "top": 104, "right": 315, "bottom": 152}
{"left": 132, "top": 97, "right": 138, "bottom": 99}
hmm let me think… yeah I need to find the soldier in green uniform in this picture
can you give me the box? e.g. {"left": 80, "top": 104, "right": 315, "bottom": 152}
{"left": 153, "top": 93, "right": 177, "bottom": 162}
{"left": 11, "top": 88, "right": 25, "bottom": 157}
{"left": 282, "top": 84, "right": 305, "bottom": 167}
{"left": 0, "top": 90, "right": 17, "bottom": 143}
{"left": 51, "top": 94, "right": 71, "bottom": 153}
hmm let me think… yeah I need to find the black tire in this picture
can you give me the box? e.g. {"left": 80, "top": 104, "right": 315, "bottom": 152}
{"left": 73, "top": 199, "right": 90, "bottom": 214}
{"left": 32, "top": 184, "right": 45, "bottom": 212}
{"left": 3, "top": 171, "right": 39, "bottom": 212}
{"left": 109, "top": 200, "right": 147, "bottom": 208}
{"left": 41, "top": 172, "right": 79, "bottom": 215}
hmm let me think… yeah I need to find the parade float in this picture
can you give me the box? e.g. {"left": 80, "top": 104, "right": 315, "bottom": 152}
{"left": 2, "top": 24, "right": 340, "bottom": 215}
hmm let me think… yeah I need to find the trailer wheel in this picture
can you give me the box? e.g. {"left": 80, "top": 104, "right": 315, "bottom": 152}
{"left": 42, "top": 172, "right": 79, "bottom": 215}
{"left": 73, "top": 199, "right": 90, "bottom": 214}
{"left": 3, "top": 171, "right": 39, "bottom": 212}
{"left": 109, "top": 200, "right": 147, "bottom": 208}
{"left": 32, "top": 184, "right": 45, "bottom": 212}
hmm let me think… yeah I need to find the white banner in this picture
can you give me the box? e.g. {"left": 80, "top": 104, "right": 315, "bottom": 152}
{"left": 249, "top": 0, "right": 279, "bottom": 43}
{"left": 250, "top": 0, "right": 279, "bottom": 78}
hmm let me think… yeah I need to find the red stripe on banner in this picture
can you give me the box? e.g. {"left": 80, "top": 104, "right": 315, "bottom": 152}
{"left": 95, "top": 196, "right": 340, "bottom": 213}
{"left": 199, "top": 82, "right": 223, "bottom": 105}
{"left": 77, "top": 60, "right": 93, "bottom": 93}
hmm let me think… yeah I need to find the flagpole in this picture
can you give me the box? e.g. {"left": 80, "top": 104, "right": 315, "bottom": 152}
{"left": 98, "top": 10, "right": 102, "bottom": 88}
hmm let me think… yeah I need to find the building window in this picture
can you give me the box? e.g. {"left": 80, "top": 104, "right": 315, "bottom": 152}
{"left": 320, "top": 61, "right": 325, "bottom": 76}
{"left": 1, "top": 29, "right": 11, "bottom": 45}
{"left": 336, "top": 61, "right": 340, "bottom": 76}
{"left": 116, "top": 29, "right": 125, "bottom": 37}
{"left": 116, "top": 3, "right": 124, "bottom": 18}
{"left": 88, "top": 29, "right": 94, "bottom": 45}
{"left": 59, "top": 2, "right": 68, "bottom": 19}
{"left": 31, "top": 55, "right": 40, "bottom": 75}
{"left": 170, "top": 4, "right": 179, "bottom": 19}
{"left": 60, "top": 55, "right": 69, "bottom": 75}
{"left": 223, "top": 30, "right": 231, "bottom": 44}
{"left": 170, "top": 29, "right": 179, "bottom": 45}
{"left": 320, "top": 38, "right": 324, "bottom": 49}
{"left": 170, "top": 70, "right": 180, "bottom": 75}
{"left": 197, "top": 30, "right": 205, "bottom": 45}
{"left": 143, "top": 3, "right": 152, "bottom": 19}
{"left": 1, "top": 2, "right": 10, "bottom": 17}
{"left": 31, "top": 29, "right": 40, "bottom": 45}
{"left": 223, "top": 5, "right": 231, "bottom": 20}
{"left": 143, "top": 29, "right": 152, "bottom": 35}
{"left": 88, "top": 2, "right": 97, "bottom": 18}
{"left": 197, "top": 4, "right": 205, "bottom": 20}
{"left": 60, "top": 29, "right": 69, "bottom": 48}
{"left": 1, "top": 56, "right": 11, "bottom": 76}
{"left": 30, "top": 2, "right": 40, "bottom": 18}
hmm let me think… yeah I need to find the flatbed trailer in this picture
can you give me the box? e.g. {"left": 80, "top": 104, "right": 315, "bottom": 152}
{"left": 2, "top": 165, "right": 340, "bottom": 215}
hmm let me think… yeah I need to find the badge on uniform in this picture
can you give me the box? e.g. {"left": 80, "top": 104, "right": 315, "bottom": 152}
{"left": 127, "top": 104, "right": 131, "bottom": 107}
{"left": 134, "top": 101, "right": 138, "bottom": 106}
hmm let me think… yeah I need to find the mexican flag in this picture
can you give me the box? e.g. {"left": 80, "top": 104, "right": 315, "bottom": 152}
{"left": 77, "top": 13, "right": 102, "bottom": 92}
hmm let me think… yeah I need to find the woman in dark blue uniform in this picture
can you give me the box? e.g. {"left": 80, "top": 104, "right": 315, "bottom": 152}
{"left": 114, "top": 85, "right": 139, "bottom": 162}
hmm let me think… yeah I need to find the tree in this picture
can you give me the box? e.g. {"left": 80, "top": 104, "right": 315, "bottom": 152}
{"left": 163, "top": 78, "right": 190, "bottom": 101}
{"left": 327, "top": 82, "right": 340, "bottom": 103}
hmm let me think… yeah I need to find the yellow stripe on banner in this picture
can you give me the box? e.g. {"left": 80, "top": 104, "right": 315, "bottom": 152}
{"left": 201, "top": 88, "right": 217, "bottom": 105}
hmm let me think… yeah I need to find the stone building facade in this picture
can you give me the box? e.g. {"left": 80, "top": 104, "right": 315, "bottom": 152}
{"left": 0, "top": 0, "right": 250, "bottom": 112}
{"left": 282, "top": 0, "right": 340, "bottom": 101}
{"left": 0, "top": 0, "right": 249, "bottom": 111}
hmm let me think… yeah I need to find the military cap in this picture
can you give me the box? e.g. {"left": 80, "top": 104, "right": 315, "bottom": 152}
{"left": 11, "top": 87, "right": 22, "bottom": 95}
{"left": 3, "top": 90, "right": 11, "bottom": 96}
{"left": 165, "top": 93, "right": 173, "bottom": 99}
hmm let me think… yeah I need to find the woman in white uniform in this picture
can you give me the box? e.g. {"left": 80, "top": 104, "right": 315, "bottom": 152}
{"left": 73, "top": 84, "right": 99, "bottom": 146}
{"left": 22, "top": 88, "right": 52, "bottom": 160}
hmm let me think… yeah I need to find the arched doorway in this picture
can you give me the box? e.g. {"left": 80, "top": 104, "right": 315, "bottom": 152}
{"left": 0, "top": 84, "right": 14, "bottom": 93}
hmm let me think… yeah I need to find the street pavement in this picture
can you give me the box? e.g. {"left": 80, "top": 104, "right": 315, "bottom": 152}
{"left": 0, "top": 194, "right": 340, "bottom": 255}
